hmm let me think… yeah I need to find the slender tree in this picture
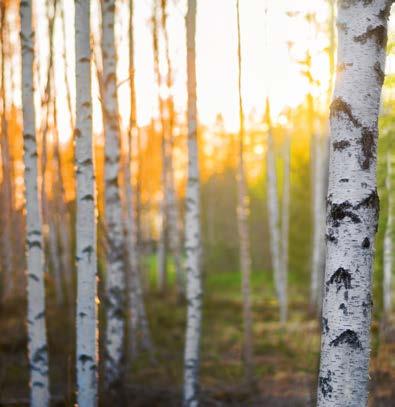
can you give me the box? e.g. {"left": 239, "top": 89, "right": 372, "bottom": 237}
{"left": 235, "top": 0, "right": 254, "bottom": 379}
{"left": 281, "top": 126, "right": 290, "bottom": 306}
{"left": 101, "top": 0, "right": 126, "bottom": 389}
{"left": 317, "top": 1, "right": 393, "bottom": 405}
{"left": 126, "top": 0, "right": 153, "bottom": 359}
{"left": 20, "top": 0, "right": 50, "bottom": 404}
{"left": 75, "top": 0, "right": 98, "bottom": 404}
{"left": 183, "top": 1, "right": 202, "bottom": 404}
{"left": 0, "top": 2, "right": 14, "bottom": 299}
{"left": 265, "top": 99, "right": 287, "bottom": 322}
{"left": 160, "top": 0, "right": 184, "bottom": 296}
{"left": 383, "top": 151, "right": 393, "bottom": 317}
{"left": 152, "top": 0, "right": 168, "bottom": 291}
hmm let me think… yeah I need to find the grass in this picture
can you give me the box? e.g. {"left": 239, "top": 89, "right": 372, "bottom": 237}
{"left": 0, "top": 256, "right": 394, "bottom": 405}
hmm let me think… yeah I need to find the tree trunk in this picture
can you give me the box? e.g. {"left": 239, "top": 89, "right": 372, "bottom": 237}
{"left": 126, "top": 0, "right": 153, "bottom": 360}
{"left": 0, "top": 3, "right": 14, "bottom": 300}
{"left": 281, "top": 128, "right": 290, "bottom": 312}
{"left": 235, "top": 0, "right": 254, "bottom": 380}
{"left": 102, "top": 0, "right": 126, "bottom": 390}
{"left": 152, "top": 1, "right": 168, "bottom": 292}
{"left": 310, "top": 132, "right": 327, "bottom": 312}
{"left": 383, "top": 151, "right": 393, "bottom": 316}
{"left": 20, "top": 1, "right": 50, "bottom": 405}
{"left": 183, "top": 1, "right": 203, "bottom": 405}
{"left": 160, "top": 0, "right": 184, "bottom": 297}
{"left": 317, "top": 1, "right": 392, "bottom": 405}
{"left": 266, "top": 99, "right": 287, "bottom": 323}
{"left": 75, "top": 0, "right": 98, "bottom": 405}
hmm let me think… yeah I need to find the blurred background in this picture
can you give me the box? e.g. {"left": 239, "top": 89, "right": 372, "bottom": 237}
{"left": 0, "top": 0, "right": 394, "bottom": 405}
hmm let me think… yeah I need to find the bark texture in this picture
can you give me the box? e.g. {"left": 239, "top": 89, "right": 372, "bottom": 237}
{"left": 317, "top": 1, "right": 392, "bottom": 405}
{"left": 75, "top": 0, "right": 98, "bottom": 405}
{"left": 20, "top": 1, "right": 50, "bottom": 405}
{"left": 102, "top": 0, "right": 126, "bottom": 389}
{"left": 183, "top": 0, "right": 203, "bottom": 405}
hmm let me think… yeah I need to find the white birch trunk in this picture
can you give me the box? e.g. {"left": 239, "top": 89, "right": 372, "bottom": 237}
{"left": 266, "top": 99, "right": 287, "bottom": 323}
{"left": 183, "top": 1, "right": 202, "bottom": 405}
{"left": 235, "top": 0, "right": 254, "bottom": 379}
{"left": 383, "top": 151, "right": 393, "bottom": 316}
{"left": 20, "top": 1, "right": 50, "bottom": 405}
{"left": 317, "top": 1, "right": 392, "bottom": 405}
{"left": 102, "top": 0, "right": 126, "bottom": 389}
{"left": 75, "top": 0, "right": 98, "bottom": 405}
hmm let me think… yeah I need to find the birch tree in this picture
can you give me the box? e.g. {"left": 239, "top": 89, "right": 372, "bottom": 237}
{"left": 102, "top": 0, "right": 126, "bottom": 389}
{"left": 265, "top": 99, "right": 287, "bottom": 323}
{"left": 126, "top": 0, "right": 153, "bottom": 359}
{"left": 20, "top": 0, "right": 50, "bottom": 404}
{"left": 152, "top": 1, "right": 168, "bottom": 291}
{"left": 281, "top": 127, "right": 290, "bottom": 305}
{"left": 0, "top": 2, "right": 14, "bottom": 299}
{"left": 160, "top": 0, "right": 184, "bottom": 297}
{"left": 317, "top": 1, "right": 393, "bottom": 405}
{"left": 235, "top": 0, "right": 254, "bottom": 379}
{"left": 75, "top": 0, "right": 98, "bottom": 404}
{"left": 383, "top": 151, "right": 393, "bottom": 316}
{"left": 183, "top": 1, "right": 202, "bottom": 404}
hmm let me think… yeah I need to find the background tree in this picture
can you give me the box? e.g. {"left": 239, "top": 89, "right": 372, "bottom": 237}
{"left": 20, "top": 0, "right": 50, "bottom": 404}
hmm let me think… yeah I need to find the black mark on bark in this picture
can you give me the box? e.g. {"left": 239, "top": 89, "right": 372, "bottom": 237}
{"left": 330, "top": 329, "right": 362, "bottom": 350}
{"left": 358, "top": 127, "right": 375, "bottom": 170}
{"left": 330, "top": 97, "right": 361, "bottom": 128}
{"left": 354, "top": 25, "right": 387, "bottom": 49}
{"left": 333, "top": 140, "right": 350, "bottom": 151}
{"left": 328, "top": 267, "right": 352, "bottom": 292}
{"left": 362, "top": 237, "right": 370, "bottom": 248}
{"left": 319, "top": 370, "right": 333, "bottom": 399}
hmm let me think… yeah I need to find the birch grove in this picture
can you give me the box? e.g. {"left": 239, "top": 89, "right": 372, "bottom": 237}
{"left": 101, "top": 0, "right": 126, "bottom": 389}
{"left": 75, "top": 0, "right": 98, "bottom": 405}
{"left": 183, "top": 2, "right": 202, "bottom": 405}
{"left": 1, "top": 1, "right": 395, "bottom": 405}
{"left": 318, "top": 1, "right": 393, "bottom": 405}
{"left": 20, "top": 0, "right": 50, "bottom": 405}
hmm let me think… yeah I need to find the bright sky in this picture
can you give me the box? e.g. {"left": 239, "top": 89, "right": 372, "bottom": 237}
{"left": 11, "top": 0, "right": 394, "bottom": 140}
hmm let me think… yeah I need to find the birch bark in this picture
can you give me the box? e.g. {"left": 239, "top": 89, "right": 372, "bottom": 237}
{"left": 75, "top": 0, "right": 98, "bottom": 405}
{"left": 183, "top": 1, "right": 202, "bottom": 405}
{"left": 317, "top": 1, "right": 392, "bottom": 405}
{"left": 20, "top": 0, "right": 50, "bottom": 405}
{"left": 101, "top": 0, "right": 126, "bottom": 389}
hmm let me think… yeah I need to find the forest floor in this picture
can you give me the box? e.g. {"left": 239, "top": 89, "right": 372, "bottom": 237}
{"left": 0, "top": 264, "right": 394, "bottom": 406}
